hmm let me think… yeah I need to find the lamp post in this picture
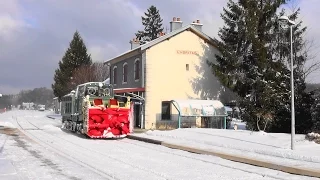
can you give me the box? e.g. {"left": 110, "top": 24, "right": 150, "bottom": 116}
{"left": 279, "top": 15, "right": 296, "bottom": 150}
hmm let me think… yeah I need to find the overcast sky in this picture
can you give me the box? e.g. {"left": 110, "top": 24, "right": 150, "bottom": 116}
{"left": 0, "top": 0, "right": 319, "bottom": 94}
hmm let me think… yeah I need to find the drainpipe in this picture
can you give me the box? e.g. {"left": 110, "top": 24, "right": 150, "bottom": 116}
{"left": 141, "top": 52, "right": 146, "bottom": 88}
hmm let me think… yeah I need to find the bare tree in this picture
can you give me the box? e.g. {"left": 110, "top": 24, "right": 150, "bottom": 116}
{"left": 68, "top": 62, "right": 109, "bottom": 90}
{"left": 285, "top": 2, "right": 320, "bottom": 80}
{"left": 302, "top": 38, "right": 320, "bottom": 79}
{"left": 256, "top": 111, "right": 274, "bottom": 132}
{"left": 69, "top": 65, "right": 96, "bottom": 90}
{"left": 92, "top": 62, "right": 109, "bottom": 82}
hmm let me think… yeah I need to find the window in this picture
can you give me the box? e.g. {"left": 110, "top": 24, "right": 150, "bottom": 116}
{"left": 113, "top": 66, "right": 117, "bottom": 85}
{"left": 161, "top": 101, "right": 171, "bottom": 120}
{"left": 123, "top": 63, "right": 128, "bottom": 83}
{"left": 134, "top": 58, "right": 140, "bottom": 80}
{"left": 186, "top": 64, "right": 189, "bottom": 71}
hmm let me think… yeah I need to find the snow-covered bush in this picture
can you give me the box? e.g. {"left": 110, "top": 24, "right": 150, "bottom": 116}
{"left": 306, "top": 132, "right": 320, "bottom": 144}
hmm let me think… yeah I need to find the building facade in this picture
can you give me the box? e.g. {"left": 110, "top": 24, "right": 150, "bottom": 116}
{"left": 105, "top": 18, "right": 226, "bottom": 129}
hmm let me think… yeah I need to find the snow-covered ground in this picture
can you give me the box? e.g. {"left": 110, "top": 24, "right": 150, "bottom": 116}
{"left": 1, "top": 110, "right": 319, "bottom": 180}
{"left": 133, "top": 128, "right": 320, "bottom": 171}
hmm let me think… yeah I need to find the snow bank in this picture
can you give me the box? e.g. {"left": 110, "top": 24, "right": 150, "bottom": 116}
{"left": 46, "top": 114, "right": 62, "bottom": 120}
{"left": 134, "top": 128, "right": 320, "bottom": 169}
{"left": 0, "top": 121, "right": 16, "bottom": 128}
{"left": 229, "top": 121, "right": 247, "bottom": 130}
{"left": 0, "top": 111, "right": 16, "bottom": 128}
{"left": 306, "top": 132, "right": 320, "bottom": 144}
{"left": 257, "top": 130, "right": 268, "bottom": 135}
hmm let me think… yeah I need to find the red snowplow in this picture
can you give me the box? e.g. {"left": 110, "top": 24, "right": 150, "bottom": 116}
{"left": 86, "top": 103, "right": 134, "bottom": 138}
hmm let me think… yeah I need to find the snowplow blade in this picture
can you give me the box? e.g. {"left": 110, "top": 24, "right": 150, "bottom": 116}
{"left": 85, "top": 104, "right": 134, "bottom": 139}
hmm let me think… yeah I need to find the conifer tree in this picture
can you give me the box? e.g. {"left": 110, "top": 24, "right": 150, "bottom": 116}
{"left": 212, "top": 0, "right": 315, "bottom": 133}
{"left": 52, "top": 31, "right": 92, "bottom": 99}
{"left": 311, "top": 90, "right": 320, "bottom": 133}
{"left": 135, "top": 5, "right": 164, "bottom": 44}
{"left": 209, "top": 0, "right": 288, "bottom": 130}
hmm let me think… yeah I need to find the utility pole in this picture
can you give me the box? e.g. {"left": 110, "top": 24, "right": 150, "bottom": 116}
{"left": 279, "top": 15, "right": 296, "bottom": 150}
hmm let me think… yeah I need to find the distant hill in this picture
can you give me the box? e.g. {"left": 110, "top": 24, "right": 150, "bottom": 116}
{"left": 0, "top": 87, "right": 54, "bottom": 109}
{"left": 306, "top": 83, "right": 320, "bottom": 92}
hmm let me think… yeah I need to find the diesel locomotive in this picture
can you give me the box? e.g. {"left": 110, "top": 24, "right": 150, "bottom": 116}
{"left": 60, "top": 81, "right": 142, "bottom": 138}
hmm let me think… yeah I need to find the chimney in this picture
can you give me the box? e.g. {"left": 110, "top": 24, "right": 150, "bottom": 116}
{"left": 129, "top": 38, "right": 140, "bottom": 50}
{"left": 191, "top": 19, "right": 203, "bottom": 31}
{"left": 170, "top": 17, "right": 183, "bottom": 32}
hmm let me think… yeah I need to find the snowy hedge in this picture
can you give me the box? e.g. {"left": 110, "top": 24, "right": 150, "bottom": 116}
{"left": 306, "top": 132, "right": 320, "bottom": 144}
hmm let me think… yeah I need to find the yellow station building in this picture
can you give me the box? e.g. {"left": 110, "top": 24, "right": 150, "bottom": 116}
{"left": 105, "top": 17, "right": 228, "bottom": 130}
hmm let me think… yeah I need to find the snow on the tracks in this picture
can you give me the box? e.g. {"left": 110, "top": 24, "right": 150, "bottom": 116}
{"left": 0, "top": 121, "right": 15, "bottom": 128}
{"left": 0, "top": 110, "right": 319, "bottom": 180}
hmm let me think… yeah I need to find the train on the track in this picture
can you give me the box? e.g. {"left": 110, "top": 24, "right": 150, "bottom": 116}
{"left": 60, "top": 81, "right": 143, "bottom": 138}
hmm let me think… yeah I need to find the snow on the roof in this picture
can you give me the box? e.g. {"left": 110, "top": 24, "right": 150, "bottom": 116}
{"left": 172, "top": 99, "right": 224, "bottom": 109}
{"left": 103, "top": 78, "right": 110, "bottom": 84}
{"left": 171, "top": 99, "right": 226, "bottom": 116}
{"left": 225, "top": 106, "right": 233, "bottom": 112}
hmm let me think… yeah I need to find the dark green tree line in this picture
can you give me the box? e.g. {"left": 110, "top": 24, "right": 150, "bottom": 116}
{"left": 0, "top": 87, "right": 54, "bottom": 109}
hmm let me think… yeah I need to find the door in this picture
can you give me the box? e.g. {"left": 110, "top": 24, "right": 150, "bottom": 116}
{"left": 134, "top": 103, "right": 141, "bottom": 128}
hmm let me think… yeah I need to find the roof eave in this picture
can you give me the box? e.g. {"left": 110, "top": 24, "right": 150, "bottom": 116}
{"left": 103, "top": 47, "right": 142, "bottom": 64}
{"left": 188, "top": 27, "right": 218, "bottom": 48}
{"left": 141, "top": 25, "right": 218, "bottom": 50}
{"left": 104, "top": 25, "right": 218, "bottom": 64}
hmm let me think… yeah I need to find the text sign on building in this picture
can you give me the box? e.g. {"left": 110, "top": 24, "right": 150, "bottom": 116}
{"left": 176, "top": 50, "right": 199, "bottom": 55}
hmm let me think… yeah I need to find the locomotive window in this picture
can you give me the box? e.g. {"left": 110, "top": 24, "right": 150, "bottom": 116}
{"left": 99, "top": 87, "right": 110, "bottom": 97}
{"left": 86, "top": 86, "right": 99, "bottom": 96}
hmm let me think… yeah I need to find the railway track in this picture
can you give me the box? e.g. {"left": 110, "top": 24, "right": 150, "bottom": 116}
{"left": 10, "top": 114, "right": 315, "bottom": 180}
{"left": 15, "top": 116, "right": 178, "bottom": 180}
{"left": 15, "top": 116, "right": 121, "bottom": 180}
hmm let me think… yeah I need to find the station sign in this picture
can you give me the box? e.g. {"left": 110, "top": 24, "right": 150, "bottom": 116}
{"left": 176, "top": 50, "right": 199, "bottom": 55}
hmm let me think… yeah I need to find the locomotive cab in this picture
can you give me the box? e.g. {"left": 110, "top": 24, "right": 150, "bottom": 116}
{"left": 81, "top": 83, "right": 115, "bottom": 109}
